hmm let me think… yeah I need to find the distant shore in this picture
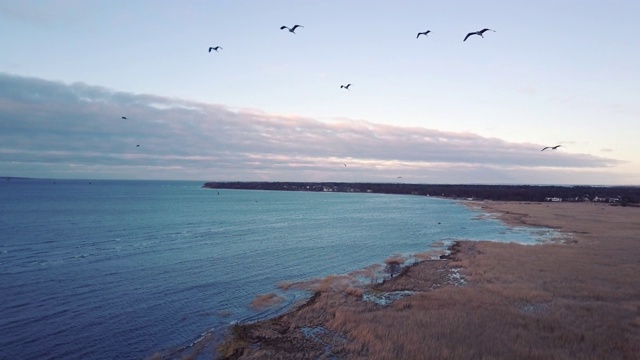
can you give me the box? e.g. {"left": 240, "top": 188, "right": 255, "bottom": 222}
{"left": 203, "top": 181, "right": 640, "bottom": 203}
{"left": 207, "top": 201, "right": 639, "bottom": 359}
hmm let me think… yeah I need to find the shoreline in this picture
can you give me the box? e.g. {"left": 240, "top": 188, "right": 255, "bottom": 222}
{"left": 184, "top": 201, "right": 640, "bottom": 359}
{"left": 202, "top": 181, "right": 640, "bottom": 204}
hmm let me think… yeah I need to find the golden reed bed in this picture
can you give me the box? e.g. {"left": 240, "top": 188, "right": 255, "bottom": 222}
{"left": 209, "top": 201, "right": 640, "bottom": 359}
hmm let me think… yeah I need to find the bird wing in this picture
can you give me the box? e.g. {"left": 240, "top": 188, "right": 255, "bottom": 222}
{"left": 541, "top": 147, "right": 550, "bottom": 151}
{"left": 292, "top": 25, "right": 303, "bottom": 30}
{"left": 280, "top": 26, "right": 288, "bottom": 30}
{"left": 463, "top": 32, "right": 474, "bottom": 41}
{"left": 208, "top": 47, "right": 213, "bottom": 52}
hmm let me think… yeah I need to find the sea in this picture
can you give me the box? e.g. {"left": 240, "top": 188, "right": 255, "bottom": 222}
{"left": 0, "top": 179, "right": 560, "bottom": 359}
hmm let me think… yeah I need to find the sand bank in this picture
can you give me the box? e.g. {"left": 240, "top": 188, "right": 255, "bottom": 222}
{"left": 214, "top": 201, "right": 639, "bottom": 359}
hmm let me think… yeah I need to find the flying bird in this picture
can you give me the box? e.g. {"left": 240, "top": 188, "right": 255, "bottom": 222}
{"left": 340, "top": 84, "right": 352, "bottom": 90}
{"left": 416, "top": 30, "right": 431, "bottom": 38}
{"left": 464, "top": 28, "right": 495, "bottom": 41}
{"left": 280, "top": 25, "right": 303, "bottom": 33}
{"left": 541, "top": 145, "right": 562, "bottom": 151}
{"left": 208, "top": 46, "right": 222, "bottom": 52}
{"left": 343, "top": 164, "right": 347, "bottom": 167}
{"left": 121, "top": 116, "right": 127, "bottom": 120}
{"left": 136, "top": 145, "right": 140, "bottom": 147}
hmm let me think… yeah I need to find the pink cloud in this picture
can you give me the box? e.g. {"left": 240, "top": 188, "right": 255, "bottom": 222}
{"left": 0, "top": 73, "right": 628, "bottom": 183}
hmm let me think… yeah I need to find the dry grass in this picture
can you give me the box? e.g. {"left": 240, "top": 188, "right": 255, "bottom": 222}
{"left": 217, "top": 202, "right": 640, "bottom": 359}
{"left": 383, "top": 255, "right": 405, "bottom": 265}
{"left": 414, "top": 249, "right": 446, "bottom": 260}
{"left": 250, "top": 293, "right": 285, "bottom": 310}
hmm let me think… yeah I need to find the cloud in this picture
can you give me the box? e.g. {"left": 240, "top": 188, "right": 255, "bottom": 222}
{"left": 0, "top": 73, "right": 627, "bottom": 184}
{"left": 518, "top": 86, "right": 538, "bottom": 96}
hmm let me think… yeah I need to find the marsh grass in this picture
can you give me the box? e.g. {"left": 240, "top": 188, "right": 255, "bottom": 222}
{"left": 250, "top": 293, "right": 285, "bottom": 310}
{"left": 217, "top": 202, "right": 640, "bottom": 359}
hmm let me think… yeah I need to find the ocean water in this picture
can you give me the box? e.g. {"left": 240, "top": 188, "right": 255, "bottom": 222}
{"left": 0, "top": 179, "right": 558, "bottom": 359}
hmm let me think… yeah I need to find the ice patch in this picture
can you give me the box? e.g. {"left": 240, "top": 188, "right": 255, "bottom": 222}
{"left": 448, "top": 267, "right": 467, "bottom": 286}
{"left": 362, "top": 290, "right": 415, "bottom": 306}
{"left": 301, "top": 326, "right": 347, "bottom": 359}
{"left": 520, "top": 302, "right": 550, "bottom": 314}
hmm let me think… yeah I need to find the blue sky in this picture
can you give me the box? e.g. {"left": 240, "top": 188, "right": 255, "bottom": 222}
{"left": 1, "top": 0, "right": 638, "bottom": 184}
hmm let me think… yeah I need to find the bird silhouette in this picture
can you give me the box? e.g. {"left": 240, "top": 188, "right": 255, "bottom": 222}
{"left": 340, "top": 84, "right": 352, "bottom": 90}
{"left": 343, "top": 164, "right": 347, "bottom": 167}
{"left": 280, "top": 25, "right": 303, "bottom": 33}
{"left": 208, "top": 46, "right": 222, "bottom": 52}
{"left": 417, "top": 31, "right": 431, "bottom": 38}
{"left": 136, "top": 145, "right": 140, "bottom": 147}
{"left": 541, "top": 145, "right": 562, "bottom": 151}
{"left": 464, "top": 28, "right": 495, "bottom": 41}
{"left": 121, "top": 116, "right": 127, "bottom": 120}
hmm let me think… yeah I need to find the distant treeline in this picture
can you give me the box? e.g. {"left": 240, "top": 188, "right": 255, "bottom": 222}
{"left": 202, "top": 182, "right": 640, "bottom": 204}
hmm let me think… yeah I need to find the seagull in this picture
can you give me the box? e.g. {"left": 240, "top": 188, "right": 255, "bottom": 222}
{"left": 541, "top": 145, "right": 562, "bottom": 151}
{"left": 340, "top": 84, "right": 352, "bottom": 90}
{"left": 122, "top": 116, "right": 127, "bottom": 120}
{"left": 464, "top": 28, "right": 495, "bottom": 41}
{"left": 136, "top": 145, "right": 140, "bottom": 147}
{"left": 280, "top": 25, "right": 303, "bottom": 33}
{"left": 208, "top": 46, "right": 222, "bottom": 52}
{"left": 343, "top": 164, "right": 347, "bottom": 167}
{"left": 417, "top": 30, "right": 431, "bottom": 38}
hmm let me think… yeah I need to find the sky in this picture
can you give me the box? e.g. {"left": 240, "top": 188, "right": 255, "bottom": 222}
{"left": 1, "top": 0, "right": 639, "bottom": 184}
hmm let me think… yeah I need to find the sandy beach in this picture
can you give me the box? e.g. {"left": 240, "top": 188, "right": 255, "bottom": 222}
{"left": 215, "top": 201, "right": 640, "bottom": 359}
